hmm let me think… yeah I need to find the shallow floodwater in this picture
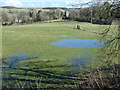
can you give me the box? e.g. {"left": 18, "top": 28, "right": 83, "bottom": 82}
{"left": 3, "top": 39, "right": 104, "bottom": 87}
{"left": 49, "top": 39, "right": 105, "bottom": 48}
{"left": 69, "top": 57, "right": 93, "bottom": 67}
{"left": 61, "top": 35, "right": 80, "bottom": 37}
{"left": 69, "top": 57, "right": 93, "bottom": 73}
{"left": 3, "top": 55, "right": 38, "bottom": 70}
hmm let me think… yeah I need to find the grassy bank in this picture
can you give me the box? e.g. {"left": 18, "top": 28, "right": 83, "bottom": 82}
{"left": 2, "top": 21, "right": 115, "bottom": 88}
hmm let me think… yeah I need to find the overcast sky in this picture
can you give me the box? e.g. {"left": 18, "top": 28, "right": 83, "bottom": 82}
{"left": 1, "top": 0, "right": 92, "bottom": 8}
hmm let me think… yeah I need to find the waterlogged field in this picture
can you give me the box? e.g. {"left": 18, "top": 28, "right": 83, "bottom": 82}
{"left": 2, "top": 21, "right": 109, "bottom": 88}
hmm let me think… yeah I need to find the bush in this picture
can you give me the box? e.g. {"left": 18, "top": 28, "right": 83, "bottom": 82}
{"left": 2, "top": 12, "right": 14, "bottom": 25}
{"left": 17, "top": 11, "right": 31, "bottom": 24}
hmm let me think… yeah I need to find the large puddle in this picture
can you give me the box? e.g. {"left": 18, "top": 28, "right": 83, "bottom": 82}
{"left": 3, "top": 54, "right": 93, "bottom": 72}
{"left": 49, "top": 39, "right": 105, "bottom": 48}
{"left": 3, "top": 54, "right": 38, "bottom": 70}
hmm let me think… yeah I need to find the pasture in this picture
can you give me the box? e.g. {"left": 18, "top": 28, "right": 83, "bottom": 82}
{"left": 2, "top": 21, "right": 112, "bottom": 88}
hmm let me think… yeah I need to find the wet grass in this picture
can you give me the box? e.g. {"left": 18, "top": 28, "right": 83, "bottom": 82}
{"left": 2, "top": 21, "right": 110, "bottom": 88}
{"left": 2, "top": 21, "right": 102, "bottom": 57}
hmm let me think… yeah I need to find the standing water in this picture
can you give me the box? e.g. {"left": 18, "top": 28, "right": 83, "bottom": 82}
{"left": 49, "top": 39, "right": 105, "bottom": 48}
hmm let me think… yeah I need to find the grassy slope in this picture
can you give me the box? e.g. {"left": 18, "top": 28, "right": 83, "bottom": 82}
{"left": 2, "top": 21, "right": 104, "bottom": 57}
{"left": 2, "top": 21, "right": 109, "bottom": 88}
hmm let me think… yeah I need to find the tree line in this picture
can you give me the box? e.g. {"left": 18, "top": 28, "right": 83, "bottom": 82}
{"left": 1, "top": 0, "right": 119, "bottom": 26}
{"left": 2, "top": 9, "right": 65, "bottom": 26}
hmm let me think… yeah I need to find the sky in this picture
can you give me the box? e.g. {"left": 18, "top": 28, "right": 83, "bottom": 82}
{"left": 1, "top": 0, "right": 92, "bottom": 8}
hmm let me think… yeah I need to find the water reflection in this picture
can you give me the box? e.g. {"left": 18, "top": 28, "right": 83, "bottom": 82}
{"left": 3, "top": 55, "right": 38, "bottom": 70}
{"left": 49, "top": 39, "right": 105, "bottom": 48}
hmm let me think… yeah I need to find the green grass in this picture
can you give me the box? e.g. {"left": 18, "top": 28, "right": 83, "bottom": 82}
{"left": 2, "top": 21, "right": 101, "bottom": 57}
{"left": 2, "top": 21, "right": 110, "bottom": 88}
